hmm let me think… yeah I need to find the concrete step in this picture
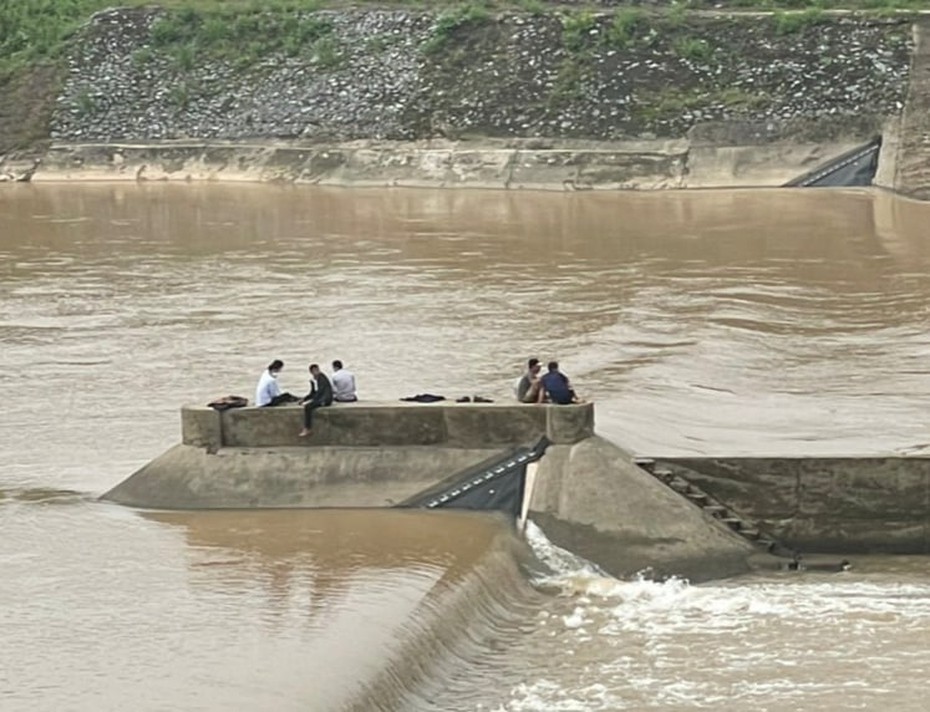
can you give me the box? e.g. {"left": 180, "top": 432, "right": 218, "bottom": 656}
{"left": 703, "top": 504, "right": 728, "bottom": 517}
{"left": 757, "top": 538, "right": 777, "bottom": 552}
{"left": 669, "top": 478, "right": 692, "bottom": 493}
{"left": 720, "top": 517, "right": 743, "bottom": 530}
{"left": 686, "top": 491, "right": 709, "bottom": 505}
{"left": 740, "top": 528, "right": 760, "bottom": 539}
{"left": 633, "top": 458, "right": 656, "bottom": 473}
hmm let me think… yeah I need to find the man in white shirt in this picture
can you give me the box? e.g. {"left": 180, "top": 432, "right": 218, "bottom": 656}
{"left": 331, "top": 359, "right": 358, "bottom": 402}
{"left": 255, "top": 359, "right": 285, "bottom": 406}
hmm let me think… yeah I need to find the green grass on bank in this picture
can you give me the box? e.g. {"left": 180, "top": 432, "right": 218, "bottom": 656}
{"left": 2, "top": 0, "right": 929, "bottom": 77}
{"left": 0, "top": 0, "right": 335, "bottom": 75}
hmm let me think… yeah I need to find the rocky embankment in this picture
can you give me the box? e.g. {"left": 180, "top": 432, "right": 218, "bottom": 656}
{"left": 0, "top": 7, "right": 920, "bottom": 190}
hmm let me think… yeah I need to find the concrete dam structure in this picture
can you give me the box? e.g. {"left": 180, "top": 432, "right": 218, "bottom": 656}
{"left": 106, "top": 402, "right": 760, "bottom": 581}
{"left": 105, "top": 400, "right": 930, "bottom": 582}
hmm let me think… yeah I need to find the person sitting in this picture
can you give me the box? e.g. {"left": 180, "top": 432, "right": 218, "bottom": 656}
{"left": 331, "top": 359, "right": 358, "bottom": 402}
{"left": 515, "top": 357, "right": 543, "bottom": 403}
{"left": 538, "top": 361, "right": 580, "bottom": 405}
{"left": 299, "top": 363, "right": 333, "bottom": 437}
{"left": 254, "top": 359, "right": 297, "bottom": 407}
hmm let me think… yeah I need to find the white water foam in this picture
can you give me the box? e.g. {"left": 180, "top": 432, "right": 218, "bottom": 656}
{"left": 508, "top": 522, "right": 930, "bottom": 711}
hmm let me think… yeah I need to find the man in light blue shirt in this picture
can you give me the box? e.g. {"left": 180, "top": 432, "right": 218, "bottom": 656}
{"left": 331, "top": 360, "right": 358, "bottom": 402}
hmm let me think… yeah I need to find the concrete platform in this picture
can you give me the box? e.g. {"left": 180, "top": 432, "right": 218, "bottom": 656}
{"left": 182, "top": 401, "right": 595, "bottom": 450}
{"left": 103, "top": 401, "right": 762, "bottom": 582}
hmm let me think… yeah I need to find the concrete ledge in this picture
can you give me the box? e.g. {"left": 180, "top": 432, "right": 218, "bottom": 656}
{"left": 104, "top": 443, "right": 509, "bottom": 509}
{"left": 17, "top": 138, "right": 881, "bottom": 191}
{"left": 547, "top": 403, "right": 594, "bottom": 444}
{"left": 181, "top": 407, "right": 222, "bottom": 449}
{"left": 191, "top": 401, "right": 593, "bottom": 449}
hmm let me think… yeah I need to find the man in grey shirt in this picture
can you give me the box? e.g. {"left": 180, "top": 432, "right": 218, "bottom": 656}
{"left": 515, "top": 357, "right": 542, "bottom": 403}
{"left": 331, "top": 359, "right": 358, "bottom": 402}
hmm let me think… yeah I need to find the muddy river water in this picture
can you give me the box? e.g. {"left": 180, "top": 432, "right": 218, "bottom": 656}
{"left": 2, "top": 184, "right": 930, "bottom": 710}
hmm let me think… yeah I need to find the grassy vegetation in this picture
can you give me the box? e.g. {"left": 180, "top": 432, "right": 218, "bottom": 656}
{"left": 75, "top": 87, "right": 95, "bottom": 115}
{"left": 547, "top": 54, "right": 585, "bottom": 108}
{"left": 605, "top": 8, "right": 650, "bottom": 51}
{"left": 422, "top": 3, "right": 492, "bottom": 54}
{"left": 772, "top": 7, "right": 826, "bottom": 33}
{"left": 0, "top": 0, "right": 336, "bottom": 75}
{"left": 146, "top": 4, "right": 337, "bottom": 70}
{"left": 2, "top": 0, "right": 929, "bottom": 77}
{"left": 673, "top": 37, "right": 715, "bottom": 62}
{"left": 561, "top": 10, "right": 597, "bottom": 52}
{"left": 632, "top": 85, "right": 771, "bottom": 124}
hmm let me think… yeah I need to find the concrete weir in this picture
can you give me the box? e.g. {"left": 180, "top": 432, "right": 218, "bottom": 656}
{"left": 104, "top": 402, "right": 756, "bottom": 582}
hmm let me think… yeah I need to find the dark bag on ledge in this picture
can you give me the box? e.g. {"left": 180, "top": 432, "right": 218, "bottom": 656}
{"left": 207, "top": 395, "right": 249, "bottom": 411}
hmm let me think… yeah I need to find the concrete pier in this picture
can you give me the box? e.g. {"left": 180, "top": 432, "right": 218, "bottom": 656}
{"left": 105, "top": 402, "right": 595, "bottom": 510}
{"left": 528, "top": 437, "right": 756, "bottom": 582}
{"left": 104, "top": 402, "right": 757, "bottom": 582}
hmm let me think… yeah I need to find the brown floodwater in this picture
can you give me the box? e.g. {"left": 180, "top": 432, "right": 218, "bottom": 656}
{"left": 2, "top": 184, "right": 930, "bottom": 711}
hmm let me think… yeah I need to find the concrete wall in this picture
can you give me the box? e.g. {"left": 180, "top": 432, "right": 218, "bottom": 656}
{"left": 529, "top": 436, "right": 756, "bottom": 582}
{"left": 104, "top": 443, "right": 509, "bottom": 509}
{"left": 105, "top": 402, "right": 593, "bottom": 508}
{"left": 18, "top": 138, "right": 870, "bottom": 191}
{"left": 882, "top": 19, "right": 930, "bottom": 199}
{"left": 182, "top": 402, "right": 594, "bottom": 450}
{"left": 661, "top": 457, "right": 930, "bottom": 553}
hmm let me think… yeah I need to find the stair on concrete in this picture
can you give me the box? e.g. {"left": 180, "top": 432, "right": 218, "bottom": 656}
{"left": 686, "top": 491, "right": 709, "bottom": 505}
{"left": 634, "top": 459, "right": 794, "bottom": 557}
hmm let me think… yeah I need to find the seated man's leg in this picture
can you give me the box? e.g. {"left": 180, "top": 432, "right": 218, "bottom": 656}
{"left": 300, "top": 400, "right": 321, "bottom": 435}
{"left": 522, "top": 381, "right": 542, "bottom": 403}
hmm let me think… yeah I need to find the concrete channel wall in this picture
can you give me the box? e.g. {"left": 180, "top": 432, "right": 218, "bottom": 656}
{"left": 661, "top": 457, "right": 930, "bottom": 554}
{"left": 13, "top": 138, "right": 870, "bottom": 191}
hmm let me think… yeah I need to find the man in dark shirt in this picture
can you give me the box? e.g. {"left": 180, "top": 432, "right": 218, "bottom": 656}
{"left": 539, "top": 361, "right": 579, "bottom": 405}
{"left": 299, "top": 363, "right": 333, "bottom": 437}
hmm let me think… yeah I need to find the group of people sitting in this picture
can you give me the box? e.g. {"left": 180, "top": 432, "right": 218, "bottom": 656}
{"left": 254, "top": 359, "right": 357, "bottom": 437}
{"left": 514, "top": 358, "right": 581, "bottom": 405}
{"left": 254, "top": 356, "right": 578, "bottom": 437}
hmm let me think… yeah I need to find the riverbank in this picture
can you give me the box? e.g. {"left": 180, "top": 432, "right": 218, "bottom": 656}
{"left": 3, "top": 6, "right": 927, "bottom": 193}
{"left": 7, "top": 136, "right": 877, "bottom": 190}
